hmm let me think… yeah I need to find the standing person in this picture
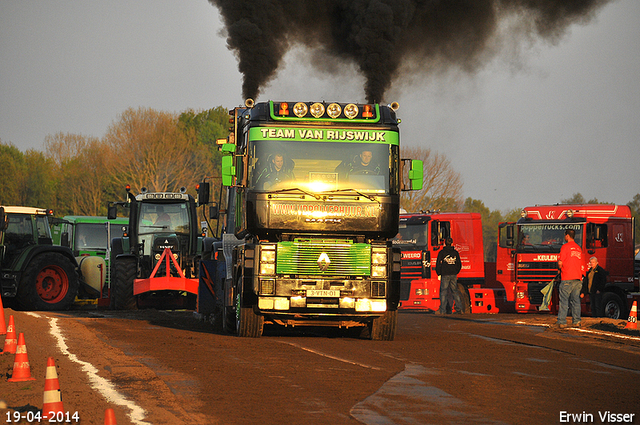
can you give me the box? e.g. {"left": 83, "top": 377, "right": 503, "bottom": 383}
{"left": 584, "top": 256, "right": 607, "bottom": 317}
{"left": 556, "top": 229, "right": 586, "bottom": 328}
{"left": 435, "top": 237, "right": 463, "bottom": 314}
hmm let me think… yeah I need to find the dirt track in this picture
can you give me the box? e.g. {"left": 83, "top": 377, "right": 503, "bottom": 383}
{"left": 1, "top": 308, "right": 639, "bottom": 425}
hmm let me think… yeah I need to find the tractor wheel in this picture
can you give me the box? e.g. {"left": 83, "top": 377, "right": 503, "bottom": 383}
{"left": 369, "top": 309, "right": 398, "bottom": 341}
{"left": 112, "top": 257, "right": 138, "bottom": 310}
{"left": 17, "top": 253, "right": 79, "bottom": 311}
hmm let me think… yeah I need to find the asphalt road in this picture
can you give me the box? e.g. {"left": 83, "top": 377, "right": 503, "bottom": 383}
{"left": 1, "top": 309, "right": 639, "bottom": 425}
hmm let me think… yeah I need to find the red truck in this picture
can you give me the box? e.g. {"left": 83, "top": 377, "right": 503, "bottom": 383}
{"left": 499, "top": 204, "right": 638, "bottom": 319}
{"left": 393, "top": 211, "right": 513, "bottom": 313}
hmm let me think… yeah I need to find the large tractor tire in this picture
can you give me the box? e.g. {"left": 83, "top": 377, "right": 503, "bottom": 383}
{"left": 17, "top": 253, "right": 79, "bottom": 311}
{"left": 369, "top": 309, "right": 398, "bottom": 341}
{"left": 112, "top": 257, "right": 138, "bottom": 310}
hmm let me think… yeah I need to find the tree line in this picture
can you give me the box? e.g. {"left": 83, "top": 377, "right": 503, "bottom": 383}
{"left": 1, "top": 105, "right": 638, "bottom": 261}
{"left": 1, "top": 106, "right": 228, "bottom": 216}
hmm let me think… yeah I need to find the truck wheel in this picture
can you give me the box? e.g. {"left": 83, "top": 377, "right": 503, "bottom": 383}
{"left": 17, "top": 253, "right": 79, "bottom": 311}
{"left": 457, "top": 283, "right": 471, "bottom": 314}
{"left": 235, "top": 277, "right": 263, "bottom": 337}
{"left": 602, "top": 292, "right": 625, "bottom": 319}
{"left": 223, "top": 301, "right": 236, "bottom": 334}
{"left": 112, "top": 257, "right": 138, "bottom": 310}
{"left": 369, "top": 309, "right": 397, "bottom": 341}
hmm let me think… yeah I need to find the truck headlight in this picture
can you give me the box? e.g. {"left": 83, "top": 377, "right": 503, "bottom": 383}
{"left": 371, "top": 248, "right": 387, "bottom": 278}
{"left": 259, "top": 245, "right": 276, "bottom": 276}
{"left": 371, "top": 265, "right": 387, "bottom": 278}
{"left": 260, "top": 263, "right": 275, "bottom": 276}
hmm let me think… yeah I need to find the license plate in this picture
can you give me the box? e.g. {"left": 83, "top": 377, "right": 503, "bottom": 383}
{"left": 306, "top": 290, "right": 340, "bottom": 298}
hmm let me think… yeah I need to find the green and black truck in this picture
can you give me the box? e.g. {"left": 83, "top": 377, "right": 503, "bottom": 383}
{"left": 197, "top": 100, "right": 422, "bottom": 339}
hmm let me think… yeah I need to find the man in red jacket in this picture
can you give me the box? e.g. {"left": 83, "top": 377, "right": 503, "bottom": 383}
{"left": 556, "top": 229, "right": 585, "bottom": 328}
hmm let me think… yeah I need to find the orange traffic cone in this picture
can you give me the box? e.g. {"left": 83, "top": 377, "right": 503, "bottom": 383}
{"left": 42, "top": 357, "right": 64, "bottom": 419}
{"left": 1, "top": 315, "right": 17, "bottom": 354}
{"left": 104, "top": 408, "right": 117, "bottom": 425}
{"left": 7, "top": 333, "right": 36, "bottom": 382}
{"left": 625, "top": 301, "right": 637, "bottom": 330}
{"left": 0, "top": 296, "right": 6, "bottom": 335}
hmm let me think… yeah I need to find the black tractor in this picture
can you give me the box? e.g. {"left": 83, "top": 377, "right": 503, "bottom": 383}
{"left": 108, "top": 186, "right": 207, "bottom": 310}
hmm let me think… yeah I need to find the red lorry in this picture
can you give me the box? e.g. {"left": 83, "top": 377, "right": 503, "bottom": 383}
{"left": 393, "top": 211, "right": 513, "bottom": 313}
{"left": 499, "top": 204, "right": 638, "bottom": 319}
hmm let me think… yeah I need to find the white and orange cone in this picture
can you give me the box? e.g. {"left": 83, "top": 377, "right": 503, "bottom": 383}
{"left": 104, "top": 408, "right": 117, "bottom": 425}
{"left": 625, "top": 301, "right": 637, "bottom": 330}
{"left": 1, "top": 315, "right": 17, "bottom": 354}
{"left": 42, "top": 357, "right": 64, "bottom": 419}
{"left": 0, "top": 296, "right": 6, "bottom": 335}
{"left": 7, "top": 332, "right": 36, "bottom": 382}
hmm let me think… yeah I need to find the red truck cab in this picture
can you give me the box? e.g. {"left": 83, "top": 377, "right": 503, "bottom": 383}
{"left": 393, "top": 212, "right": 487, "bottom": 312}
{"left": 500, "top": 204, "right": 636, "bottom": 318}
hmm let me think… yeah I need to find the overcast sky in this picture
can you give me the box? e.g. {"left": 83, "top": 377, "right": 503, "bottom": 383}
{"left": 1, "top": 1, "right": 639, "bottom": 212}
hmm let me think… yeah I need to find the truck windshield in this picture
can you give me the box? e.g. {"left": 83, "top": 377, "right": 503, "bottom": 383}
{"left": 516, "top": 223, "right": 583, "bottom": 251}
{"left": 392, "top": 223, "right": 428, "bottom": 249}
{"left": 248, "top": 140, "right": 397, "bottom": 195}
{"left": 75, "top": 223, "right": 126, "bottom": 250}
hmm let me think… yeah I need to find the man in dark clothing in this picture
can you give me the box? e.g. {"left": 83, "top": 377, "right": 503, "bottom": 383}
{"left": 335, "top": 149, "right": 381, "bottom": 179}
{"left": 255, "top": 153, "right": 295, "bottom": 189}
{"left": 584, "top": 256, "right": 608, "bottom": 317}
{"left": 435, "top": 237, "right": 463, "bottom": 314}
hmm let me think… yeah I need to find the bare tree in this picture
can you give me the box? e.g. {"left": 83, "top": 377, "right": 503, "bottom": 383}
{"left": 44, "top": 132, "right": 108, "bottom": 215}
{"left": 104, "top": 107, "right": 214, "bottom": 194}
{"left": 400, "top": 146, "right": 463, "bottom": 212}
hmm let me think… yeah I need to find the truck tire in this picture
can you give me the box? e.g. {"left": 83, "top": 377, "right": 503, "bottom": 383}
{"left": 369, "top": 309, "right": 397, "bottom": 341}
{"left": 17, "top": 253, "right": 79, "bottom": 311}
{"left": 457, "top": 283, "right": 471, "bottom": 314}
{"left": 602, "top": 292, "right": 625, "bottom": 319}
{"left": 235, "top": 276, "right": 263, "bottom": 337}
{"left": 112, "top": 257, "right": 138, "bottom": 310}
{"left": 223, "top": 299, "right": 236, "bottom": 334}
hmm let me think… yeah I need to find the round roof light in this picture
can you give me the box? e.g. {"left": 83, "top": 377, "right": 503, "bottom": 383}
{"left": 344, "top": 103, "right": 358, "bottom": 119}
{"left": 293, "top": 102, "right": 308, "bottom": 117}
{"left": 327, "top": 103, "right": 341, "bottom": 119}
{"left": 310, "top": 102, "right": 325, "bottom": 118}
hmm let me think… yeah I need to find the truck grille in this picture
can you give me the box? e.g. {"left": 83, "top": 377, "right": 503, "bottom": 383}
{"left": 516, "top": 261, "right": 558, "bottom": 305}
{"left": 276, "top": 239, "right": 371, "bottom": 276}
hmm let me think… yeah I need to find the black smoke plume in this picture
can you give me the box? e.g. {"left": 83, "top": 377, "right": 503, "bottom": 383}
{"left": 210, "top": 0, "right": 611, "bottom": 103}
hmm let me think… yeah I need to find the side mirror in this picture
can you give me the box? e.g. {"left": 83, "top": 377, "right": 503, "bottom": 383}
{"left": 506, "top": 225, "right": 515, "bottom": 247}
{"left": 197, "top": 182, "right": 210, "bottom": 206}
{"left": 408, "top": 159, "right": 423, "bottom": 190}
{"left": 209, "top": 202, "right": 220, "bottom": 220}
{"left": 107, "top": 204, "right": 118, "bottom": 220}
{"left": 61, "top": 232, "right": 70, "bottom": 247}
{"left": 0, "top": 207, "right": 6, "bottom": 231}
{"left": 220, "top": 144, "right": 237, "bottom": 186}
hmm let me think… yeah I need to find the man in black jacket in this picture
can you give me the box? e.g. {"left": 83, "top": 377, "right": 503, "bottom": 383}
{"left": 584, "top": 256, "right": 608, "bottom": 317}
{"left": 435, "top": 237, "right": 464, "bottom": 314}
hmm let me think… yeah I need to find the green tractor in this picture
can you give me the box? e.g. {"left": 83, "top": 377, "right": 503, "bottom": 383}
{"left": 0, "top": 206, "right": 80, "bottom": 310}
{"left": 108, "top": 186, "right": 209, "bottom": 310}
{"left": 51, "top": 215, "right": 128, "bottom": 307}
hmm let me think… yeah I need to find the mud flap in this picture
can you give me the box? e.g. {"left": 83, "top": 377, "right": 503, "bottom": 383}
{"left": 198, "top": 259, "right": 224, "bottom": 315}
